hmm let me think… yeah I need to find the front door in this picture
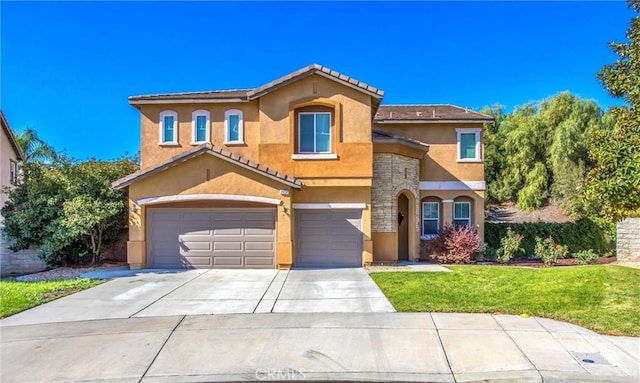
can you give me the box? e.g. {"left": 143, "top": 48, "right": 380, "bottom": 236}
{"left": 397, "top": 194, "right": 409, "bottom": 261}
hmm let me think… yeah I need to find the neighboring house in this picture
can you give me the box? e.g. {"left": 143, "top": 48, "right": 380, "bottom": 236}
{"left": 0, "top": 110, "right": 46, "bottom": 276}
{"left": 113, "top": 64, "right": 492, "bottom": 269}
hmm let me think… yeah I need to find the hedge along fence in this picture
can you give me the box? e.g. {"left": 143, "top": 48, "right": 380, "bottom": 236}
{"left": 485, "top": 219, "right": 615, "bottom": 257}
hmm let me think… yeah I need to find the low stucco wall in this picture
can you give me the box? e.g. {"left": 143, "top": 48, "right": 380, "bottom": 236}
{"left": 1, "top": 228, "right": 46, "bottom": 276}
{"left": 617, "top": 218, "right": 640, "bottom": 262}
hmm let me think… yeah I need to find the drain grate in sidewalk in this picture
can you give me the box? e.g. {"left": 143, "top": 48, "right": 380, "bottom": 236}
{"left": 572, "top": 352, "right": 611, "bottom": 365}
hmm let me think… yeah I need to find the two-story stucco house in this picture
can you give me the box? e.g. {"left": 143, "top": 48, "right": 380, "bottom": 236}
{"left": 113, "top": 64, "right": 492, "bottom": 269}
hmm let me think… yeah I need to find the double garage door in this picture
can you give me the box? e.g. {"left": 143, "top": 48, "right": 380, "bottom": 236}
{"left": 148, "top": 208, "right": 276, "bottom": 269}
{"left": 147, "top": 207, "right": 363, "bottom": 269}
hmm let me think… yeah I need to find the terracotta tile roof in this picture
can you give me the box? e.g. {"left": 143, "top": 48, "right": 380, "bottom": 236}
{"left": 374, "top": 104, "right": 494, "bottom": 123}
{"left": 112, "top": 143, "right": 302, "bottom": 190}
{"left": 0, "top": 109, "right": 25, "bottom": 162}
{"left": 372, "top": 129, "right": 429, "bottom": 152}
{"left": 128, "top": 89, "right": 251, "bottom": 103}
{"left": 128, "top": 64, "right": 384, "bottom": 108}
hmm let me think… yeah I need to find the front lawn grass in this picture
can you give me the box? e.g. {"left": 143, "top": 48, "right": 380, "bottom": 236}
{"left": 0, "top": 279, "right": 103, "bottom": 318}
{"left": 371, "top": 265, "right": 640, "bottom": 336}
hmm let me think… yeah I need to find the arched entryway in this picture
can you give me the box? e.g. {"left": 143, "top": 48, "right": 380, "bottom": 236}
{"left": 397, "top": 193, "right": 409, "bottom": 261}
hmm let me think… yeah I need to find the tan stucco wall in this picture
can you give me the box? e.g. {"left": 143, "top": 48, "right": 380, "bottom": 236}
{"left": 127, "top": 154, "right": 293, "bottom": 269}
{"left": 138, "top": 100, "right": 260, "bottom": 169}
{"left": 0, "top": 128, "right": 19, "bottom": 224}
{"left": 419, "top": 190, "right": 485, "bottom": 240}
{"left": 373, "top": 122, "right": 485, "bottom": 182}
{"left": 258, "top": 74, "right": 373, "bottom": 179}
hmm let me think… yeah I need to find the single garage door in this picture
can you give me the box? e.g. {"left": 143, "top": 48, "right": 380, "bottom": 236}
{"left": 148, "top": 208, "right": 276, "bottom": 269}
{"left": 296, "top": 209, "right": 363, "bottom": 267}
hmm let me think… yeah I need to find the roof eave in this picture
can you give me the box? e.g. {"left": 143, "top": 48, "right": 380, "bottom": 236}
{"left": 373, "top": 137, "right": 429, "bottom": 152}
{"left": 373, "top": 119, "right": 494, "bottom": 124}
{"left": 128, "top": 98, "right": 249, "bottom": 105}
{"left": 0, "top": 110, "right": 26, "bottom": 162}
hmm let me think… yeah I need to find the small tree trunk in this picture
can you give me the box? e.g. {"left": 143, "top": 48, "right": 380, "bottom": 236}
{"left": 90, "top": 234, "right": 97, "bottom": 265}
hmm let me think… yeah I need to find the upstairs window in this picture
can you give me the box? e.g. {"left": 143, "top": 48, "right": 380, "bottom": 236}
{"left": 224, "top": 109, "right": 244, "bottom": 144}
{"left": 159, "top": 110, "right": 178, "bottom": 145}
{"left": 9, "top": 160, "right": 18, "bottom": 185}
{"left": 192, "top": 110, "right": 210, "bottom": 144}
{"left": 299, "top": 112, "right": 331, "bottom": 153}
{"left": 454, "top": 201, "right": 471, "bottom": 227}
{"left": 456, "top": 128, "right": 481, "bottom": 162}
{"left": 422, "top": 201, "right": 440, "bottom": 237}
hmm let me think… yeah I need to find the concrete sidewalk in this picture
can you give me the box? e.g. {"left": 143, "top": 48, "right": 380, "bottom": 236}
{"left": 1, "top": 313, "right": 638, "bottom": 382}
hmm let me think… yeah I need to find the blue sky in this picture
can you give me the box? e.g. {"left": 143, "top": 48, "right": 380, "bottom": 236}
{"left": 1, "top": 1, "right": 633, "bottom": 160}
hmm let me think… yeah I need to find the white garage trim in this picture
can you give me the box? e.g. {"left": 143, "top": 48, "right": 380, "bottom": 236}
{"left": 138, "top": 194, "right": 282, "bottom": 206}
{"left": 419, "top": 181, "right": 486, "bottom": 191}
{"left": 292, "top": 203, "right": 367, "bottom": 210}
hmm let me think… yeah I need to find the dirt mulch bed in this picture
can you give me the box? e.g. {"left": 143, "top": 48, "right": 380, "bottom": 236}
{"left": 477, "top": 257, "right": 617, "bottom": 268}
{"left": 14, "top": 260, "right": 127, "bottom": 282}
{"left": 486, "top": 202, "right": 575, "bottom": 224}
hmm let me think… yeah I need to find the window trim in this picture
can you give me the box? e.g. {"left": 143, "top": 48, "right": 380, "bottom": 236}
{"left": 224, "top": 109, "right": 244, "bottom": 145}
{"left": 456, "top": 128, "right": 482, "bottom": 162}
{"left": 9, "top": 159, "right": 18, "bottom": 185}
{"left": 297, "top": 111, "right": 332, "bottom": 154}
{"left": 191, "top": 110, "right": 210, "bottom": 145}
{"left": 421, "top": 201, "right": 440, "bottom": 239}
{"left": 453, "top": 201, "right": 472, "bottom": 227}
{"left": 159, "top": 110, "right": 179, "bottom": 145}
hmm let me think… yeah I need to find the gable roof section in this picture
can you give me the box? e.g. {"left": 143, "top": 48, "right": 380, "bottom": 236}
{"left": 128, "top": 64, "right": 384, "bottom": 112}
{"left": 0, "top": 110, "right": 25, "bottom": 162}
{"left": 372, "top": 129, "right": 429, "bottom": 152}
{"left": 374, "top": 105, "right": 494, "bottom": 123}
{"left": 111, "top": 143, "right": 302, "bottom": 190}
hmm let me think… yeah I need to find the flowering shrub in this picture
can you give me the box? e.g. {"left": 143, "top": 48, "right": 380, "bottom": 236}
{"left": 573, "top": 249, "right": 598, "bottom": 265}
{"left": 496, "top": 227, "right": 525, "bottom": 264}
{"left": 422, "top": 225, "right": 485, "bottom": 264}
{"left": 534, "top": 236, "right": 569, "bottom": 267}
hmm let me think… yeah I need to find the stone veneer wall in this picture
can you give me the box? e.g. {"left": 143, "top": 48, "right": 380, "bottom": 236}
{"left": 617, "top": 218, "right": 640, "bottom": 262}
{"left": 372, "top": 153, "right": 420, "bottom": 233}
{"left": 1, "top": 228, "right": 46, "bottom": 276}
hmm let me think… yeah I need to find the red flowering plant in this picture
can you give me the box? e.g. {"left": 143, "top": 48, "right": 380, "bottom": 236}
{"left": 534, "top": 236, "right": 568, "bottom": 266}
{"left": 422, "top": 224, "right": 485, "bottom": 264}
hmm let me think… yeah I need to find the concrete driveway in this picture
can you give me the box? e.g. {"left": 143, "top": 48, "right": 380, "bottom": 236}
{"left": 0, "top": 268, "right": 395, "bottom": 326}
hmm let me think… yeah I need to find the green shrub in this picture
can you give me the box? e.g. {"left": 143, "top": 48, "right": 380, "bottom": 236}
{"left": 535, "top": 236, "right": 569, "bottom": 266}
{"left": 574, "top": 249, "right": 599, "bottom": 265}
{"left": 485, "top": 219, "right": 614, "bottom": 257}
{"left": 496, "top": 227, "right": 525, "bottom": 264}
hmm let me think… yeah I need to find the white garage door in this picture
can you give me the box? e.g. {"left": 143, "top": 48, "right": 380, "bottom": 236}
{"left": 296, "top": 210, "right": 363, "bottom": 268}
{"left": 148, "top": 208, "right": 276, "bottom": 269}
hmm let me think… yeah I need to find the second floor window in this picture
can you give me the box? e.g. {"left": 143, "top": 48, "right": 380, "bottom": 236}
{"left": 225, "top": 109, "right": 244, "bottom": 144}
{"left": 10, "top": 160, "right": 18, "bottom": 185}
{"left": 159, "top": 110, "right": 178, "bottom": 145}
{"left": 454, "top": 201, "right": 471, "bottom": 227}
{"left": 192, "top": 110, "right": 210, "bottom": 144}
{"left": 299, "top": 112, "right": 331, "bottom": 153}
{"left": 456, "top": 128, "right": 481, "bottom": 162}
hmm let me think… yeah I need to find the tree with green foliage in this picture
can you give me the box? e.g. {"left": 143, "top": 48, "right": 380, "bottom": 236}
{"left": 1, "top": 157, "right": 136, "bottom": 265}
{"left": 583, "top": 0, "right": 640, "bottom": 223}
{"left": 16, "top": 127, "right": 59, "bottom": 163}
{"left": 483, "top": 92, "right": 608, "bottom": 213}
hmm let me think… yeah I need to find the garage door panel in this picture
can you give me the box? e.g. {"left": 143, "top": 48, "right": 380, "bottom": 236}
{"left": 245, "top": 257, "right": 275, "bottom": 266}
{"left": 213, "top": 242, "right": 243, "bottom": 251}
{"left": 213, "top": 256, "right": 243, "bottom": 267}
{"left": 148, "top": 208, "right": 275, "bottom": 269}
{"left": 245, "top": 241, "right": 274, "bottom": 251}
{"left": 297, "top": 209, "right": 362, "bottom": 268}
